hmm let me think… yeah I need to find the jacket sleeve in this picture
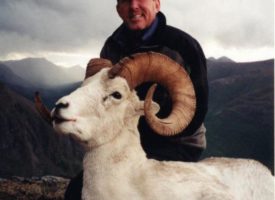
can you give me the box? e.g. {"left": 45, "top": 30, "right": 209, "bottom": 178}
{"left": 100, "top": 40, "right": 108, "bottom": 58}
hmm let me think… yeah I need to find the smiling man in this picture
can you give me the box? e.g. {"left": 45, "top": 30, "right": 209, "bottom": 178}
{"left": 65, "top": 0, "right": 208, "bottom": 199}
{"left": 116, "top": 0, "right": 160, "bottom": 30}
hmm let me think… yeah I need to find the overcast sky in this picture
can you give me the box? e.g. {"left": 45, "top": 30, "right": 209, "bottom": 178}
{"left": 0, "top": 0, "right": 273, "bottom": 67}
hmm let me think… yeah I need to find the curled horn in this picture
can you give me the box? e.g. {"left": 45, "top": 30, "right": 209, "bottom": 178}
{"left": 34, "top": 91, "right": 52, "bottom": 124}
{"left": 85, "top": 58, "right": 113, "bottom": 79}
{"left": 108, "top": 52, "right": 196, "bottom": 136}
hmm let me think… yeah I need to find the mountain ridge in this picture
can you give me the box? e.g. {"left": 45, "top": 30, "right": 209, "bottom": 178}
{"left": 1, "top": 57, "right": 85, "bottom": 88}
{"left": 203, "top": 58, "right": 274, "bottom": 172}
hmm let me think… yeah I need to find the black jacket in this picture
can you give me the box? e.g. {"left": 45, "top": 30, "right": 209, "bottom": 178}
{"left": 100, "top": 12, "right": 208, "bottom": 162}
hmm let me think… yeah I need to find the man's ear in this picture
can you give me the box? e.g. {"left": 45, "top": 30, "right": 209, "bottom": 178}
{"left": 155, "top": 0, "right": 161, "bottom": 12}
{"left": 135, "top": 101, "right": 160, "bottom": 116}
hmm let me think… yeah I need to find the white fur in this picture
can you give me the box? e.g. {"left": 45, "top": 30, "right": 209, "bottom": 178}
{"left": 52, "top": 69, "right": 274, "bottom": 200}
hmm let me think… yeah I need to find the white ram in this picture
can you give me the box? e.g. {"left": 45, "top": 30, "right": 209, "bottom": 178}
{"left": 35, "top": 52, "right": 274, "bottom": 200}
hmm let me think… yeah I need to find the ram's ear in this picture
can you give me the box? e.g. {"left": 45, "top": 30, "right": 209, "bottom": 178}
{"left": 136, "top": 101, "right": 160, "bottom": 116}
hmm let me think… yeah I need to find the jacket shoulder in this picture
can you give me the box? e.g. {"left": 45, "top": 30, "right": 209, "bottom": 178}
{"left": 162, "top": 25, "right": 203, "bottom": 53}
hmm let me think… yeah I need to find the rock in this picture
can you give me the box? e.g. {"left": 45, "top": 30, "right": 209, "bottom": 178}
{"left": 0, "top": 176, "right": 69, "bottom": 200}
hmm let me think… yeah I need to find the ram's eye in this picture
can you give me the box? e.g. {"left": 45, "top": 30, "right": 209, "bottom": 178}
{"left": 111, "top": 91, "right": 122, "bottom": 99}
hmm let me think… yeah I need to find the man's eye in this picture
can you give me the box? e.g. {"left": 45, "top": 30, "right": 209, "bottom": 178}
{"left": 111, "top": 91, "right": 122, "bottom": 99}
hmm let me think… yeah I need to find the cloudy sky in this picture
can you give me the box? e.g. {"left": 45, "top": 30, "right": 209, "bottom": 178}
{"left": 0, "top": 0, "right": 273, "bottom": 67}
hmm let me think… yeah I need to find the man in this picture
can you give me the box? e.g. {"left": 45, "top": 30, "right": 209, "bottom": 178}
{"left": 65, "top": 0, "right": 208, "bottom": 199}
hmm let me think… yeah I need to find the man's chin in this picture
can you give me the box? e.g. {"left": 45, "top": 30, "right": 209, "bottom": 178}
{"left": 126, "top": 22, "right": 146, "bottom": 31}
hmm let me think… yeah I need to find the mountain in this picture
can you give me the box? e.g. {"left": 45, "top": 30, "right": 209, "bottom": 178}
{"left": 0, "top": 83, "right": 83, "bottom": 178}
{"left": 2, "top": 58, "right": 85, "bottom": 88}
{"left": 202, "top": 58, "right": 274, "bottom": 172}
{"left": 208, "top": 56, "right": 235, "bottom": 63}
{"left": 0, "top": 58, "right": 85, "bottom": 178}
{"left": 0, "top": 59, "right": 82, "bottom": 109}
{"left": 0, "top": 63, "right": 34, "bottom": 88}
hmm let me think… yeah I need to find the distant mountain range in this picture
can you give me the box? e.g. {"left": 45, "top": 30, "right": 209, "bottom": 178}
{"left": 0, "top": 56, "right": 273, "bottom": 177}
{"left": 208, "top": 56, "right": 236, "bottom": 63}
{"left": 0, "top": 58, "right": 84, "bottom": 108}
{"left": 1, "top": 58, "right": 85, "bottom": 88}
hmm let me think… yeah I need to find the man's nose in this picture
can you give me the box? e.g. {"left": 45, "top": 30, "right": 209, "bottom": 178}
{"left": 129, "top": 0, "right": 139, "bottom": 9}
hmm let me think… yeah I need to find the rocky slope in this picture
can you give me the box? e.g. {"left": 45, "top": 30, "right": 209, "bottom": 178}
{"left": 0, "top": 83, "right": 83, "bottom": 178}
{"left": 203, "top": 59, "right": 274, "bottom": 172}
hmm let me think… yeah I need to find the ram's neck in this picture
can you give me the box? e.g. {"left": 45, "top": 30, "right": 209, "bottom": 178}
{"left": 85, "top": 124, "right": 146, "bottom": 167}
{"left": 82, "top": 125, "right": 147, "bottom": 199}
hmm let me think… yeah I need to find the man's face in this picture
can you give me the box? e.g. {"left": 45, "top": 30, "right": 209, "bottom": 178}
{"left": 116, "top": 0, "right": 160, "bottom": 30}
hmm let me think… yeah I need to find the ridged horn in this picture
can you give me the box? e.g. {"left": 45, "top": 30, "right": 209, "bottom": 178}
{"left": 85, "top": 58, "right": 113, "bottom": 79}
{"left": 108, "top": 52, "right": 196, "bottom": 136}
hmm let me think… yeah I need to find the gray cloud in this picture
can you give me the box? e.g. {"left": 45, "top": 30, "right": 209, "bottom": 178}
{"left": 0, "top": 0, "right": 120, "bottom": 56}
{"left": 0, "top": 0, "right": 273, "bottom": 62}
{"left": 162, "top": 0, "right": 273, "bottom": 49}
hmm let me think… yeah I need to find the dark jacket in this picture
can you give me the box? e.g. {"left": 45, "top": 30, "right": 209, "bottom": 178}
{"left": 100, "top": 12, "right": 208, "bottom": 162}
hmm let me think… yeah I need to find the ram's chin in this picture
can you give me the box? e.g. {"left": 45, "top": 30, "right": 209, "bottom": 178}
{"left": 53, "top": 122, "right": 74, "bottom": 136}
{"left": 53, "top": 121, "right": 92, "bottom": 143}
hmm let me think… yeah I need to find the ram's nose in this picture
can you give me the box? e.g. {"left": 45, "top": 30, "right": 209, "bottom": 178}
{"left": 55, "top": 102, "right": 69, "bottom": 110}
{"left": 52, "top": 101, "right": 71, "bottom": 124}
{"left": 53, "top": 101, "right": 69, "bottom": 115}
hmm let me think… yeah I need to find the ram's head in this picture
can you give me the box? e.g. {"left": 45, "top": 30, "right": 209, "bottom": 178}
{"left": 35, "top": 52, "right": 196, "bottom": 148}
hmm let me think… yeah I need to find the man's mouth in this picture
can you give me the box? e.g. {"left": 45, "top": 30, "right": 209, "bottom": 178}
{"left": 130, "top": 14, "right": 143, "bottom": 20}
